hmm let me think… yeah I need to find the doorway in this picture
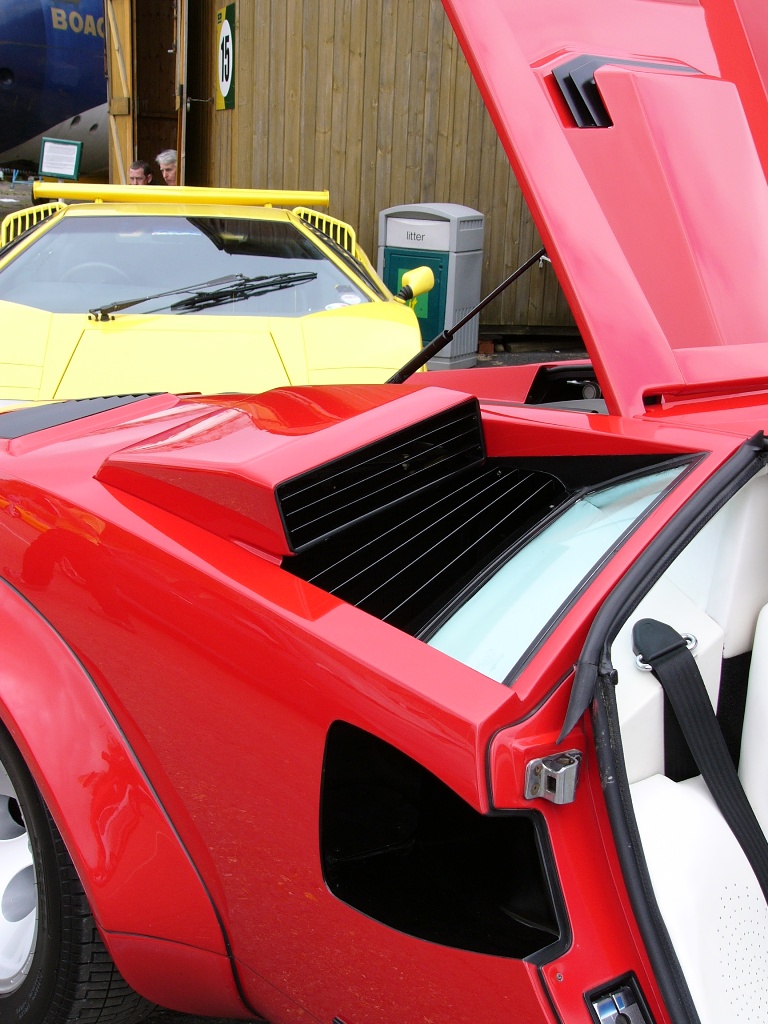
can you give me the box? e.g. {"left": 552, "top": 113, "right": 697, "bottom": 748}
{"left": 134, "top": 0, "right": 178, "bottom": 179}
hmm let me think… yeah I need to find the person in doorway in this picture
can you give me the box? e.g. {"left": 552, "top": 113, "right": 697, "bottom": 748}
{"left": 156, "top": 149, "right": 178, "bottom": 185}
{"left": 128, "top": 160, "right": 153, "bottom": 185}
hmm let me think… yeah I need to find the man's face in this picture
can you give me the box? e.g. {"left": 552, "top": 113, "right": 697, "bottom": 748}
{"left": 160, "top": 163, "right": 177, "bottom": 186}
{"left": 129, "top": 167, "right": 151, "bottom": 185}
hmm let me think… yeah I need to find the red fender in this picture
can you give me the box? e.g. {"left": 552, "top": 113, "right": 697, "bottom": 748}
{"left": 0, "top": 581, "right": 252, "bottom": 1017}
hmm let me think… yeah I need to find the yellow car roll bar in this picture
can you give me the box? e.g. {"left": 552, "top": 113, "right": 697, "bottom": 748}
{"left": 33, "top": 183, "right": 330, "bottom": 208}
{"left": 293, "top": 207, "right": 357, "bottom": 255}
{"left": 1, "top": 202, "right": 66, "bottom": 247}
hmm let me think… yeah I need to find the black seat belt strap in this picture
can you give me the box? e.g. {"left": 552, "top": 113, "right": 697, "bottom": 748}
{"left": 632, "top": 617, "right": 768, "bottom": 903}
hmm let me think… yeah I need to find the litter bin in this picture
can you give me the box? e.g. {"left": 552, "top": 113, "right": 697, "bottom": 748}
{"left": 378, "top": 203, "right": 484, "bottom": 370}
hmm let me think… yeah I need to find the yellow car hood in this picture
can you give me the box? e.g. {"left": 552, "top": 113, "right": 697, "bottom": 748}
{"left": 0, "top": 300, "right": 422, "bottom": 401}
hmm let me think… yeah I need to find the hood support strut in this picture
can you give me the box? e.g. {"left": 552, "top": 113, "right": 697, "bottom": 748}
{"left": 387, "top": 247, "right": 545, "bottom": 384}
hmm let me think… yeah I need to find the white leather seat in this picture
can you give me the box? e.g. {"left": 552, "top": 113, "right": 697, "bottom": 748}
{"left": 630, "top": 774, "right": 768, "bottom": 1024}
{"left": 624, "top": 601, "right": 768, "bottom": 1023}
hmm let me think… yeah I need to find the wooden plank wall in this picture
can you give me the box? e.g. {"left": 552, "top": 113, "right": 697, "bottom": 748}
{"left": 191, "top": 0, "right": 574, "bottom": 333}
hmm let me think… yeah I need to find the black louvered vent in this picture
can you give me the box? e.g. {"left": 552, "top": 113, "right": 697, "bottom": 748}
{"left": 0, "top": 394, "right": 155, "bottom": 439}
{"left": 277, "top": 399, "right": 484, "bottom": 552}
{"left": 284, "top": 460, "right": 567, "bottom": 636}
{"left": 552, "top": 54, "right": 700, "bottom": 129}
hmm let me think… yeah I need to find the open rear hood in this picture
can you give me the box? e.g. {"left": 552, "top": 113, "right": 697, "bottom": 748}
{"left": 442, "top": 0, "right": 768, "bottom": 416}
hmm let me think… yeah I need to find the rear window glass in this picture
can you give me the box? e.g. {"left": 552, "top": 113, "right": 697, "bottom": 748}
{"left": 428, "top": 467, "right": 684, "bottom": 682}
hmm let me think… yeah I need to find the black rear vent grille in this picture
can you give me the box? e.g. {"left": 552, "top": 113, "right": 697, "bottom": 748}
{"left": 285, "top": 461, "right": 567, "bottom": 636}
{"left": 277, "top": 399, "right": 484, "bottom": 552}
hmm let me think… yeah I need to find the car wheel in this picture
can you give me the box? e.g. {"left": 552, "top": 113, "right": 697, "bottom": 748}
{"left": 0, "top": 724, "right": 154, "bottom": 1024}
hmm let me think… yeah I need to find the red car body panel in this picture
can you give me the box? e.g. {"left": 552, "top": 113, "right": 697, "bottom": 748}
{"left": 0, "top": 384, "right": 760, "bottom": 1022}
{"left": 441, "top": 0, "right": 768, "bottom": 416}
{"left": 0, "top": 578, "right": 246, "bottom": 1016}
{"left": 702, "top": 0, "right": 768, "bottom": 172}
{"left": 95, "top": 386, "right": 480, "bottom": 556}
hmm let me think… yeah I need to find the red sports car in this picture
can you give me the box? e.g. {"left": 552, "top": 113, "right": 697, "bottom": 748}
{"left": 2, "top": 2, "right": 767, "bottom": 1023}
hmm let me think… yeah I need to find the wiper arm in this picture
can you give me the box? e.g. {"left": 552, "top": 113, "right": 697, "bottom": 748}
{"left": 169, "top": 271, "right": 318, "bottom": 311}
{"left": 89, "top": 275, "right": 244, "bottom": 321}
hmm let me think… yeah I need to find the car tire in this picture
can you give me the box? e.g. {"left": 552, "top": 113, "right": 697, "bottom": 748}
{"left": 0, "top": 723, "right": 154, "bottom": 1024}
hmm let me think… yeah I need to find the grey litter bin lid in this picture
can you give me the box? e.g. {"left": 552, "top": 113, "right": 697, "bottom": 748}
{"left": 379, "top": 203, "right": 484, "bottom": 253}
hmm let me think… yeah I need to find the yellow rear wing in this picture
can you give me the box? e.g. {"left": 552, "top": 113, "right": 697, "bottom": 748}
{"left": 1, "top": 202, "right": 67, "bottom": 248}
{"left": 33, "top": 183, "right": 330, "bottom": 208}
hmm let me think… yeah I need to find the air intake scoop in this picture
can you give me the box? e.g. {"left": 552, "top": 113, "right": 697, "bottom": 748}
{"left": 97, "top": 386, "right": 484, "bottom": 558}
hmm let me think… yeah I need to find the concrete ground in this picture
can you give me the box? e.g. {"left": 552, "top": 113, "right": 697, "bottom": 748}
{"left": 475, "top": 342, "right": 585, "bottom": 367}
{"left": 147, "top": 1012, "right": 236, "bottom": 1024}
{"left": 0, "top": 174, "right": 35, "bottom": 208}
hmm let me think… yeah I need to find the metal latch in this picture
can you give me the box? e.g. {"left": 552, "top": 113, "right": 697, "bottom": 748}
{"left": 525, "top": 750, "right": 582, "bottom": 805}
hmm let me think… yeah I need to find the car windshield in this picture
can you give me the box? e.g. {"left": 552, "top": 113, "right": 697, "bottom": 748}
{"left": 427, "top": 466, "right": 684, "bottom": 682}
{"left": 0, "top": 214, "right": 372, "bottom": 316}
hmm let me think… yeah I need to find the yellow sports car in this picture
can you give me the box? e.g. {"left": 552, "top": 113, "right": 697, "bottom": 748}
{"left": 0, "top": 184, "right": 432, "bottom": 401}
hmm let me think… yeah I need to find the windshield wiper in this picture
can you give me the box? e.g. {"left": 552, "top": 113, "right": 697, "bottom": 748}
{"left": 89, "top": 271, "right": 318, "bottom": 321}
{"left": 168, "top": 271, "right": 318, "bottom": 311}
{"left": 89, "top": 275, "right": 245, "bottom": 321}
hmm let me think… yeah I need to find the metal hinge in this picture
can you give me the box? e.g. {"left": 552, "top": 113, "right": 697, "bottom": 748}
{"left": 524, "top": 750, "right": 582, "bottom": 805}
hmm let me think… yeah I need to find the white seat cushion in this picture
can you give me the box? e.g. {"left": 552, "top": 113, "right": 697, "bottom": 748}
{"left": 631, "top": 773, "right": 768, "bottom": 1024}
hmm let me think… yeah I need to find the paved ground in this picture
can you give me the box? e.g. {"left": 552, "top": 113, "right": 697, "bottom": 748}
{"left": 476, "top": 343, "right": 585, "bottom": 366}
{"left": 147, "top": 1012, "right": 238, "bottom": 1024}
{"left": 0, "top": 174, "right": 35, "bottom": 210}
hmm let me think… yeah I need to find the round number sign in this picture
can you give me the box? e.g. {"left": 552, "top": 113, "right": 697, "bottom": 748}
{"left": 218, "top": 18, "right": 233, "bottom": 98}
